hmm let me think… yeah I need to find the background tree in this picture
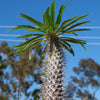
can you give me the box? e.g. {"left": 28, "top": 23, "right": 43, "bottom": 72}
{"left": 0, "top": 55, "right": 10, "bottom": 100}
{"left": 65, "top": 58, "right": 100, "bottom": 100}
{"left": 0, "top": 41, "right": 12, "bottom": 100}
{"left": 0, "top": 41, "right": 42, "bottom": 100}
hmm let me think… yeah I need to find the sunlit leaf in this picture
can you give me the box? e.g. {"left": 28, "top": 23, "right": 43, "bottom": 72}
{"left": 57, "top": 16, "right": 79, "bottom": 32}
{"left": 50, "top": 0, "right": 55, "bottom": 26}
{"left": 62, "top": 14, "right": 90, "bottom": 30}
{"left": 19, "top": 13, "right": 44, "bottom": 27}
{"left": 9, "top": 25, "right": 37, "bottom": 31}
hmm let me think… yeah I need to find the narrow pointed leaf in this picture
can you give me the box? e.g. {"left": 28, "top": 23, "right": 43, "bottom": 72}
{"left": 62, "top": 14, "right": 90, "bottom": 30}
{"left": 43, "top": 8, "right": 50, "bottom": 29}
{"left": 80, "top": 43, "right": 87, "bottom": 51}
{"left": 9, "top": 48, "right": 19, "bottom": 55}
{"left": 55, "top": 4, "right": 64, "bottom": 27}
{"left": 61, "top": 37, "right": 86, "bottom": 44}
{"left": 64, "top": 2, "right": 70, "bottom": 9}
{"left": 55, "top": 2, "right": 69, "bottom": 29}
{"left": 67, "top": 29, "right": 91, "bottom": 32}
{"left": 39, "top": 45, "right": 48, "bottom": 66}
{"left": 9, "top": 25, "right": 37, "bottom": 31}
{"left": 17, "top": 39, "right": 44, "bottom": 54}
{"left": 59, "top": 32, "right": 78, "bottom": 36}
{"left": 17, "top": 34, "right": 35, "bottom": 38}
{"left": 14, "top": 35, "right": 45, "bottom": 48}
{"left": 43, "top": 11, "right": 48, "bottom": 28}
{"left": 19, "top": 13, "right": 44, "bottom": 27}
{"left": 25, "top": 28, "right": 46, "bottom": 33}
{"left": 64, "top": 21, "right": 92, "bottom": 32}
{"left": 46, "top": 7, "right": 53, "bottom": 28}
{"left": 12, "top": 38, "right": 35, "bottom": 47}
{"left": 59, "top": 29, "right": 90, "bottom": 36}
{"left": 60, "top": 41, "right": 74, "bottom": 56}
{"left": 57, "top": 16, "right": 79, "bottom": 32}
{"left": 17, "top": 34, "right": 45, "bottom": 38}
{"left": 51, "top": 0, "right": 55, "bottom": 26}
{"left": 30, "top": 43, "right": 46, "bottom": 62}
{"left": 62, "top": 40, "right": 74, "bottom": 56}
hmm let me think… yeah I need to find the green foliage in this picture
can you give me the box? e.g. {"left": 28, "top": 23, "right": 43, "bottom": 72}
{"left": 19, "top": 13, "right": 44, "bottom": 27}
{"left": 10, "top": 1, "right": 91, "bottom": 63}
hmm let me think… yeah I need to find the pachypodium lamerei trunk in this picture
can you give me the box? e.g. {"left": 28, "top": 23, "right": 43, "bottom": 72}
{"left": 42, "top": 36, "right": 64, "bottom": 100}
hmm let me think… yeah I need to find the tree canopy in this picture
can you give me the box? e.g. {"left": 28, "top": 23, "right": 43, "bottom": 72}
{"left": 65, "top": 58, "right": 100, "bottom": 100}
{"left": 0, "top": 41, "right": 42, "bottom": 100}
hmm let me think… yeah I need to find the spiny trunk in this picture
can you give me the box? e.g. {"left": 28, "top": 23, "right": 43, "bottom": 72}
{"left": 42, "top": 37, "right": 64, "bottom": 100}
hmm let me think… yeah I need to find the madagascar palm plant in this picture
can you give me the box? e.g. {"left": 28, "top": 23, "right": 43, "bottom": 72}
{"left": 10, "top": 1, "right": 91, "bottom": 100}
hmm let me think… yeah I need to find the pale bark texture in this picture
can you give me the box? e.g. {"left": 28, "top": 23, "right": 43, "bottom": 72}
{"left": 41, "top": 37, "right": 64, "bottom": 100}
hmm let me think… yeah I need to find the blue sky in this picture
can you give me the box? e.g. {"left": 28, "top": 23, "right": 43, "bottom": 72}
{"left": 0, "top": 0, "right": 100, "bottom": 99}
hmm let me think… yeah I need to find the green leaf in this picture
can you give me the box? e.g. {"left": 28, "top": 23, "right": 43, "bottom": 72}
{"left": 43, "top": 8, "right": 50, "bottom": 29}
{"left": 39, "top": 45, "right": 47, "bottom": 66}
{"left": 60, "top": 40, "right": 74, "bottom": 56}
{"left": 17, "top": 34, "right": 34, "bottom": 38}
{"left": 30, "top": 40, "right": 46, "bottom": 62}
{"left": 46, "top": 7, "right": 53, "bottom": 29}
{"left": 62, "top": 14, "right": 90, "bottom": 30}
{"left": 59, "top": 29, "right": 90, "bottom": 36}
{"left": 80, "top": 43, "right": 87, "bottom": 51}
{"left": 54, "top": 24, "right": 59, "bottom": 32}
{"left": 57, "top": 16, "right": 79, "bottom": 32}
{"left": 51, "top": 0, "right": 55, "bottom": 26}
{"left": 9, "top": 25, "right": 37, "bottom": 31}
{"left": 13, "top": 38, "right": 37, "bottom": 47}
{"left": 55, "top": 4, "right": 64, "bottom": 27}
{"left": 19, "top": 13, "right": 44, "bottom": 27}
{"left": 9, "top": 48, "right": 19, "bottom": 55}
{"left": 67, "top": 29, "right": 91, "bottom": 32}
{"left": 12, "top": 35, "right": 45, "bottom": 54}
{"left": 64, "top": 21, "right": 92, "bottom": 32}
{"left": 17, "top": 39, "right": 44, "bottom": 54}
{"left": 64, "top": 2, "right": 70, "bottom": 9}
{"left": 55, "top": 2, "right": 69, "bottom": 29}
{"left": 17, "top": 34, "right": 45, "bottom": 38}
{"left": 10, "top": 25, "right": 46, "bottom": 33}
{"left": 14, "top": 35, "right": 45, "bottom": 48}
{"left": 61, "top": 37, "right": 86, "bottom": 44}
{"left": 59, "top": 32, "right": 78, "bottom": 36}
{"left": 43, "top": 12, "right": 47, "bottom": 28}
{"left": 62, "top": 40, "right": 74, "bottom": 56}
{"left": 62, "top": 38, "right": 87, "bottom": 51}
{"left": 25, "top": 28, "right": 46, "bottom": 33}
